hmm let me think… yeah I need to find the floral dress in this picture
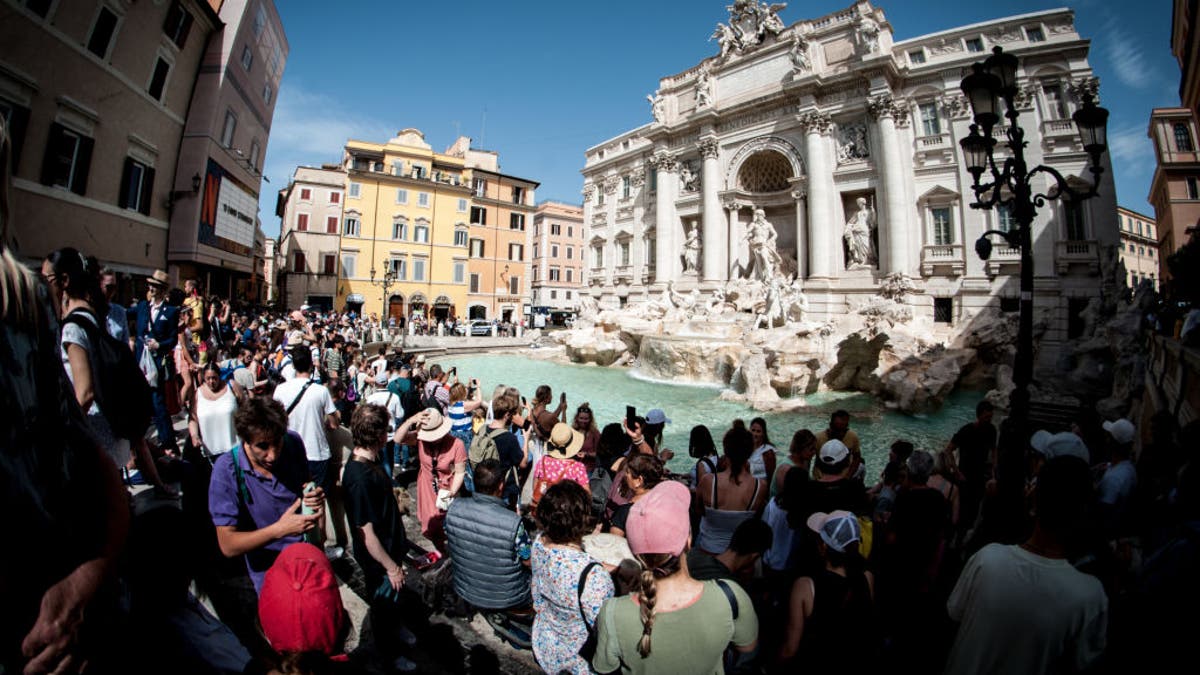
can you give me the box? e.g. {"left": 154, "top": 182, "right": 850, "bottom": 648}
{"left": 531, "top": 537, "right": 615, "bottom": 675}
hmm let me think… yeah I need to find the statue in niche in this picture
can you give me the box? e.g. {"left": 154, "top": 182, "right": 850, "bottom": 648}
{"left": 836, "top": 123, "right": 869, "bottom": 164}
{"left": 844, "top": 196, "right": 878, "bottom": 269}
{"left": 647, "top": 91, "right": 665, "bottom": 123}
{"left": 789, "top": 34, "right": 811, "bottom": 72}
{"left": 683, "top": 224, "right": 701, "bottom": 273}
{"left": 679, "top": 163, "right": 700, "bottom": 192}
{"left": 695, "top": 67, "right": 713, "bottom": 108}
{"left": 747, "top": 208, "right": 784, "bottom": 282}
{"left": 857, "top": 14, "right": 880, "bottom": 54}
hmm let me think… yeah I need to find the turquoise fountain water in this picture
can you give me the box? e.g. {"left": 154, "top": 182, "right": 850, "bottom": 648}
{"left": 441, "top": 354, "right": 983, "bottom": 480}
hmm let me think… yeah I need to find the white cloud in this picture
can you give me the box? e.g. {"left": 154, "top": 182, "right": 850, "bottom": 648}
{"left": 1102, "top": 17, "right": 1157, "bottom": 90}
{"left": 1108, "top": 123, "right": 1153, "bottom": 171}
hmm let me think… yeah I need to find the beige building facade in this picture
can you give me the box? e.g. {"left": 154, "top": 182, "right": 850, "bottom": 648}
{"left": 2, "top": 0, "right": 220, "bottom": 293}
{"left": 1116, "top": 207, "right": 1160, "bottom": 291}
{"left": 168, "top": 0, "right": 287, "bottom": 299}
{"left": 276, "top": 166, "right": 346, "bottom": 311}
{"left": 530, "top": 201, "right": 585, "bottom": 318}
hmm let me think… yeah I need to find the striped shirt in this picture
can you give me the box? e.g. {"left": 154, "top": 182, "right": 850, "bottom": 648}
{"left": 447, "top": 401, "right": 471, "bottom": 431}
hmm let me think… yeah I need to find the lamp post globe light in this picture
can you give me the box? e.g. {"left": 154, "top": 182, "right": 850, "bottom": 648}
{"left": 958, "top": 45, "right": 1109, "bottom": 443}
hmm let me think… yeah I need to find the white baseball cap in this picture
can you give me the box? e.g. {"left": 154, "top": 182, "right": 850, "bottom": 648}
{"left": 1103, "top": 418, "right": 1136, "bottom": 446}
{"left": 819, "top": 439, "right": 849, "bottom": 464}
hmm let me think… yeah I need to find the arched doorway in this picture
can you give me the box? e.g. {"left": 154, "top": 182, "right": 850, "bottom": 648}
{"left": 409, "top": 292, "right": 427, "bottom": 320}
{"left": 433, "top": 295, "right": 453, "bottom": 322}
{"left": 468, "top": 304, "right": 487, "bottom": 320}
{"left": 387, "top": 294, "right": 404, "bottom": 322}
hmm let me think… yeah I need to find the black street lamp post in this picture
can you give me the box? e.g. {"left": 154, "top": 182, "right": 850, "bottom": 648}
{"left": 958, "top": 46, "right": 1109, "bottom": 440}
{"left": 368, "top": 260, "right": 397, "bottom": 343}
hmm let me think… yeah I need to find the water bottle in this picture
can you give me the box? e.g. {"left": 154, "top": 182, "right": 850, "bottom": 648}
{"left": 301, "top": 481, "right": 320, "bottom": 545}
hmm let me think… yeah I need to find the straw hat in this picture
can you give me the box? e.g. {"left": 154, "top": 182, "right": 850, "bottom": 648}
{"left": 546, "top": 422, "right": 584, "bottom": 460}
{"left": 417, "top": 408, "right": 453, "bottom": 442}
{"left": 147, "top": 269, "right": 169, "bottom": 287}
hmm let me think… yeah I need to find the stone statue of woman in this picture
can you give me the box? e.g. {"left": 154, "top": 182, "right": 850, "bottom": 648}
{"left": 844, "top": 196, "right": 877, "bottom": 268}
{"left": 683, "top": 224, "right": 701, "bottom": 273}
{"left": 748, "top": 208, "right": 784, "bottom": 282}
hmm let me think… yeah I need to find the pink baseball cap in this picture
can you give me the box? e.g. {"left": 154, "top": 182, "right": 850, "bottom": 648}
{"left": 625, "top": 480, "right": 691, "bottom": 556}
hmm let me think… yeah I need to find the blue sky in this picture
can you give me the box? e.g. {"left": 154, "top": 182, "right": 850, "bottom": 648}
{"left": 258, "top": 0, "right": 1178, "bottom": 236}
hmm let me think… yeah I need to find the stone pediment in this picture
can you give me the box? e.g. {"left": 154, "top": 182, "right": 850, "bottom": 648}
{"left": 917, "top": 185, "right": 960, "bottom": 204}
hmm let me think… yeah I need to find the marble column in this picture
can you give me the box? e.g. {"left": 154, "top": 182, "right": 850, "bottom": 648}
{"left": 652, "top": 151, "right": 679, "bottom": 284}
{"left": 699, "top": 137, "right": 724, "bottom": 282}
{"left": 869, "top": 94, "right": 912, "bottom": 276}
{"left": 799, "top": 111, "right": 835, "bottom": 278}
{"left": 724, "top": 200, "right": 746, "bottom": 279}
{"left": 792, "top": 188, "right": 808, "bottom": 280}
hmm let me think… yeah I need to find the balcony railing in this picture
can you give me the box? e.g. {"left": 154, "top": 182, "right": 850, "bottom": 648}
{"left": 920, "top": 244, "right": 965, "bottom": 276}
{"left": 1055, "top": 239, "right": 1100, "bottom": 274}
{"left": 984, "top": 244, "right": 1021, "bottom": 277}
{"left": 1041, "top": 118, "right": 1080, "bottom": 153}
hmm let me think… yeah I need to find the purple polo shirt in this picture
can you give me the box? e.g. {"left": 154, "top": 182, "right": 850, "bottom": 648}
{"left": 208, "top": 431, "right": 311, "bottom": 592}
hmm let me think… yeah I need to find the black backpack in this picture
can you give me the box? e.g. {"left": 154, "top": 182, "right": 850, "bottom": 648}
{"left": 63, "top": 309, "right": 152, "bottom": 442}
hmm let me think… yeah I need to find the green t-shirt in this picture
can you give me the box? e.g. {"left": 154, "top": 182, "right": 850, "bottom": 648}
{"left": 593, "top": 580, "right": 758, "bottom": 675}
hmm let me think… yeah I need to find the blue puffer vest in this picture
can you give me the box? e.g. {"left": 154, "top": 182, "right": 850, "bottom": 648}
{"left": 444, "top": 493, "right": 531, "bottom": 610}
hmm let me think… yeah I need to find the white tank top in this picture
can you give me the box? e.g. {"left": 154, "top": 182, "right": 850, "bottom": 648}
{"left": 197, "top": 385, "right": 238, "bottom": 455}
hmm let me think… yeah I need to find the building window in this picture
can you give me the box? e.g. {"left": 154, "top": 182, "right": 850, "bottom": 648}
{"left": 1188, "top": 177, "right": 1199, "bottom": 200}
{"left": 396, "top": 188, "right": 408, "bottom": 204}
{"left": 454, "top": 262, "right": 465, "bottom": 284}
{"left": 622, "top": 176, "right": 632, "bottom": 199}
{"left": 221, "top": 110, "right": 236, "bottom": 148}
{"left": 510, "top": 213, "right": 525, "bottom": 230}
{"left": 417, "top": 192, "right": 429, "bottom": 207}
{"left": 919, "top": 102, "right": 941, "bottom": 136}
{"left": 240, "top": 45, "right": 254, "bottom": 71}
{"left": 322, "top": 254, "right": 336, "bottom": 276}
{"left": 551, "top": 223, "right": 561, "bottom": 235}
{"left": 619, "top": 241, "right": 630, "bottom": 266}
{"left": 262, "top": 84, "right": 273, "bottom": 105}
{"left": 411, "top": 165, "right": 425, "bottom": 180}
{"left": 549, "top": 267, "right": 561, "bottom": 281}
{"left": 343, "top": 216, "right": 359, "bottom": 237}
{"left": 349, "top": 182, "right": 361, "bottom": 198}
{"left": 392, "top": 218, "right": 407, "bottom": 240}
{"left": 40, "top": 123, "right": 94, "bottom": 195}
{"left": 1148, "top": 249, "right": 1154, "bottom": 258}
{"left": 1026, "top": 26, "right": 1045, "bottom": 42}
{"left": 932, "top": 207, "right": 954, "bottom": 245}
{"left": 566, "top": 269, "right": 573, "bottom": 282}
{"left": 87, "top": 6, "right": 119, "bottom": 59}
{"left": 567, "top": 291, "right": 573, "bottom": 299}
{"left": 390, "top": 258, "right": 407, "bottom": 280}
{"left": 597, "top": 189, "right": 604, "bottom": 206}
{"left": 469, "top": 239, "right": 485, "bottom": 258}
{"left": 163, "top": 2, "right": 193, "bottom": 48}
{"left": 997, "top": 204, "right": 1015, "bottom": 232}
{"left": 593, "top": 246, "right": 604, "bottom": 267}
{"left": 296, "top": 213, "right": 309, "bottom": 231}
{"left": 566, "top": 246, "right": 573, "bottom": 259}
{"left": 413, "top": 259, "right": 425, "bottom": 281}
{"left": 1041, "top": 83, "right": 1067, "bottom": 120}
{"left": 568, "top": 226, "right": 573, "bottom": 237}
{"left": 299, "top": 188, "right": 311, "bottom": 201}
{"left": 472, "top": 177, "right": 487, "bottom": 197}
{"left": 933, "top": 297, "right": 953, "bottom": 323}
{"left": 326, "top": 216, "right": 338, "bottom": 234}
{"left": 454, "top": 229, "right": 468, "bottom": 247}
{"left": 293, "top": 251, "right": 305, "bottom": 273}
{"left": 329, "top": 191, "right": 340, "bottom": 205}
{"left": 532, "top": 266, "right": 539, "bottom": 282}
{"left": 509, "top": 243, "right": 524, "bottom": 261}
{"left": 457, "top": 198, "right": 468, "bottom": 212}
{"left": 649, "top": 168, "right": 657, "bottom": 193}
{"left": 551, "top": 244, "right": 559, "bottom": 258}
{"left": 1135, "top": 221, "right": 1142, "bottom": 235}
{"left": 509, "top": 276, "right": 519, "bottom": 295}
{"left": 965, "top": 37, "right": 984, "bottom": 53}
{"left": 118, "top": 157, "right": 154, "bottom": 215}
{"left": 342, "top": 253, "right": 356, "bottom": 278}
{"left": 1138, "top": 246, "right": 1145, "bottom": 256}
{"left": 248, "top": 140, "right": 260, "bottom": 170}
{"left": 550, "top": 290, "right": 557, "bottom": 300}
{"left": 470, "top": 206, "right": 487, "bottom": 225}
{"left": 470, "top": 274, "right": 480, "bottom": 293}
{"left": 414, "top": 224, "right": 429, "bottom": 243}
{"left": 1064, "top": 201, "right": 1086, "bottom": 240}
{"left": 1175, "top": 123, "right": 1194, "bottom": 152}
{"left": 533, "top": 243, "right": 539, "bottom": 258}
{"left": 512, "top": 186, "right": 525, "bottom": 204}
{"left": 909, "top": 49, "right": 926, "bottom": 64}
{"left": 147, "top": 57, "right": 171, "bottom": 101}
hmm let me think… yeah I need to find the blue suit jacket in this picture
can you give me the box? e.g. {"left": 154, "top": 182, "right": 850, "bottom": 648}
{"left": 134, "top": 300, "right": 179, "bottom": 369}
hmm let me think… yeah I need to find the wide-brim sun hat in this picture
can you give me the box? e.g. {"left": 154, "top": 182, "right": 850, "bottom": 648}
{"left": 147, "top": 269, "right": 169, "bottom": 287}
{"left": 546, "top": 422, "right": 584, "bottom": 460}
{"left": 417, "top": 408, "right": 453, "bottom": 442}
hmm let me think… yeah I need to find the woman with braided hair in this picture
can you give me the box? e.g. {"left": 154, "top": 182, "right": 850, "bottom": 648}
{"left": 593, "top": 480, "right": 758, "bottom": 674}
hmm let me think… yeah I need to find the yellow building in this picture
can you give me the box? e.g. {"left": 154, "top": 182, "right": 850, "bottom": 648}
{"left": 337, "top": 130, "right": 473, "bottom": 322}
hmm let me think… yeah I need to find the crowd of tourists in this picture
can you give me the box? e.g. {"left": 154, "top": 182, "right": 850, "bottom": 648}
{"left": 3, "top": 119, "right": 1200, "bottom": 675}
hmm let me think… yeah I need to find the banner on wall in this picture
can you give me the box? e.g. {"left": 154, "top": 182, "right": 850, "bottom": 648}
{"left": 198, "top": 158, "right": 256, "bottom": 257}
